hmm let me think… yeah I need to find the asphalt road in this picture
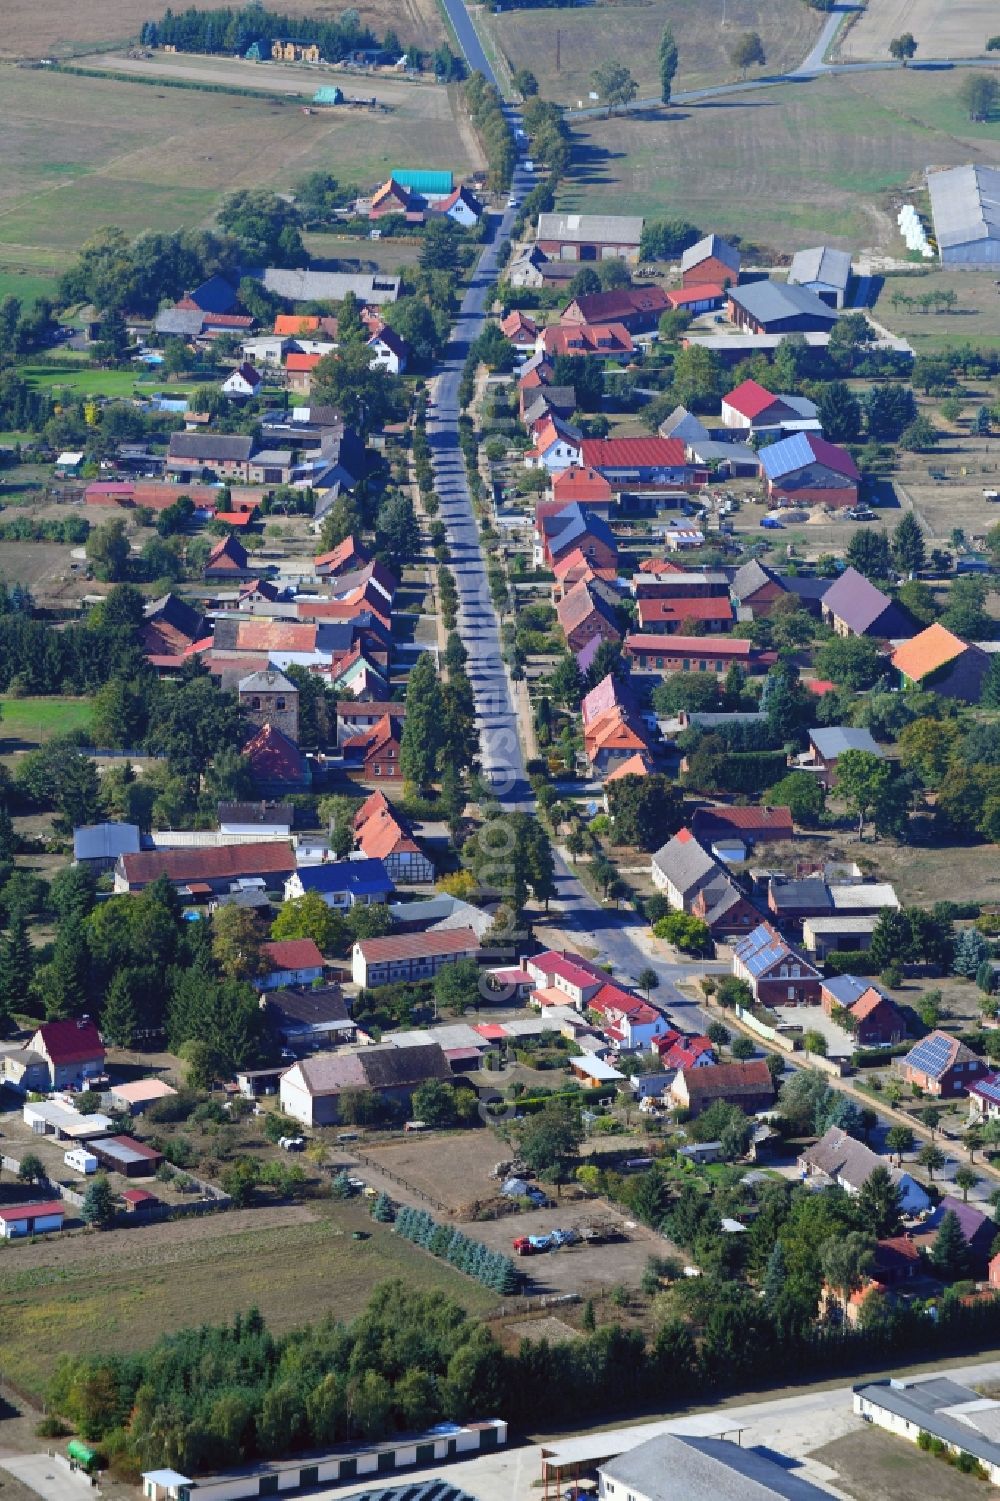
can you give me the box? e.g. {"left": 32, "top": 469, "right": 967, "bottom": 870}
{"left": 424, "top": 16, "right": 715, "bottom": 1033}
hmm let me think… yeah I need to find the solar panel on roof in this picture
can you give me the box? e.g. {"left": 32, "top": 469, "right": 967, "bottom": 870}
{"left": 907, "top": 1034, "right": 953, "bottom": 1077}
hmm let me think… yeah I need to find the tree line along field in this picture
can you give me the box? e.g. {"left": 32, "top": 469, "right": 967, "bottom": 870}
{"left": 0, "top": 65, "right": 478, "bottom": 274}
{"left": 0, "top": 0, "right": 446, "bottom": 60}
{"left": 482, "top": 0, "right": 821, "bottom": 106}
{"left": 556, "top": 69, "right": 1000, "bottom": 251}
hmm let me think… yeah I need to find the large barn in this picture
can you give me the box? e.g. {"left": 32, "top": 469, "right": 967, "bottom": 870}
{"left": 927, "top": 164, "right": 1000, "bottom": 266}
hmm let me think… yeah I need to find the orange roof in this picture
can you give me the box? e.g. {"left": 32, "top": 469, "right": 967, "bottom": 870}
{"left": 235, "top": 621, "right": 317, "bottom": 652}
{"left": 585, "top": 706, "right": 648, "bottom": 757}
{"left": 604, "top": 752, "right": 651, "bottom": 782}
{"left": 639, "top": 557, "right": 685, "bottom": 575}
{"left": 891, "top": 622, "right": 968, "bottom": 682}
{"left": 275, "top": 314, "right": 319, "bottom": 335}
{"left": 551, "top": 466, "right": 614, "bottom": 504}
{"left": 286, "top": 353, "right": 323, "bottom": 372}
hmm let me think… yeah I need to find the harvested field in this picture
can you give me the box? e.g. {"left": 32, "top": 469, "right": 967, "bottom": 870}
{"left": 0, "top": 63, "right": 479, "bottom": 272}
{"left": 0, "top": 1199, "right": 496, "bottom": 1397}
{"left": 483, "top": 0, "right": 820, "bottom": 105}
{"left": 0, "top": 542, "right": 84, "bottom": 599}
{"left": 839, "top": 0, "right": 997, "bottom": 62}
{"left": 558, "top": 70, "right": 1000, "bottom": 252}
{"left": 0, "top": 0, "right": 445, "bottom": 60}
{"left": 811, "top": 1424, "right": 989, "bottom": 1501}
{"left": 876, "top": 268, "right": 1000, "bottom": 351}
{"left": 360, "top": 1128, "right": 508, "bottom": 1213}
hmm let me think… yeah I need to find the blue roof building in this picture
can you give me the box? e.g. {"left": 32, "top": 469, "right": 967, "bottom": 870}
{"left": 391, "top": 169, "right": 453, "bottom": 198}
{"left": 284, "top": 857, "right": 394, "bottom": 910}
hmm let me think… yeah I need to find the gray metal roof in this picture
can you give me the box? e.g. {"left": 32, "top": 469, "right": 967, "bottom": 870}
{"left": 238, "top": 669, "right": 296, "bottom": 694}
{"left": 600, "top": 1434, "right": 832, "bottom": 1501}
{"left": 73, "top": 821, "right": 141, "bottom": 862}
{"left": 787, "top": 245, "right": 851, "bottom": 291}
{"left": 809, "top": 726, "right": 883, "bottom": 760}
{"left": 659, "top": 405, "right": 711, "bottom": 444}
{"left": 681, "top": 234, "right": 741, "bottom": 275}
{"left": 687, "top": 439, "right": 758, "bottom": 464}
{"left": 927, "top": 164, "right": 1000, "bottom": 251}
{"left": 857, "top": 1377, "right": 1000, "bottom": 1472}
{"left": 168, "top": 433, "right": 254, "bottom": 462}
{"left": 536, "top": 211, "right": 643, "bottom": 245}
{"left": 155, "top": 308, "right": 205, "bottom": 336}
{"left": 729, "top": 281, "right": 839, "bottom": 325}
{"left": 261, "top": 268, "right": 400, "bottom": 304}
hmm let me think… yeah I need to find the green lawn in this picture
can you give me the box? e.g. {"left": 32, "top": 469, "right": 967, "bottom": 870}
{"left": 22, "top": 361, "right": 164, "bottom": 398}
{"left": 0, "top": 696, "right": 93, "bottom": 747}
{"left": 0, "top": 272, "right": 60, "bottom": 307}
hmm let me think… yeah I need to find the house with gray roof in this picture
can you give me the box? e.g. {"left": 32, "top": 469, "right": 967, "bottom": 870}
{"left": 786, "top": 245, "right": 852, "bottom": 308}
{"left": 657, "top": 405, "right": 710, "bottom": 446}
{"left": 821, "top": 566, "right": 917, "bottom": 639}
{"left": 599, "top": 1433, "right": 832, "bottom": 1501}
{"left": 680, "top": 233, "right": 741, "bottom": 286}
{"left": 731, "top": 558, "right": 787, "bottom": 616}
{"left": 856, "top": 1375, "right": 1000, "bottom": 1480}
{"left": 799, "top": 1126, "right": 930, "bottom": 1215}
{"left": 806, "top": 726, "right": 883, "bottom": 783}
{"left": 651, "top": 829, "right": 762, "bottom": 938}
{"left": 166, "top": 432, "right": 254, "bottom": 480}
{"left": 280, "top": 1040, "right": 451, "bottom": 1125}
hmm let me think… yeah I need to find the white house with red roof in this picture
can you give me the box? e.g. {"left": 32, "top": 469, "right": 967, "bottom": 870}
{"left": 524, "top": 949, "right": 607, "bottom": 1009}
{"left": 721, "top": 379, "right": 819, "bottom": 435}
{"left": 255, "top": 938, "right": 325, "bottom": 993}
{"left": 434, "top": 184, "right": 483, "bottom": 227}
{"left": 589, "top": 984, "right": 671, "bottom": 1052}
{"left": 579, "top": 436, "right": 699, "bottom": 489}
{"left": 525, "top": 416, "right": 584, "bottom": 471}
{"left": 660, "top": 1035, "right": 716, "bottom": 1070}
{"left": 222, "top": 362, "right": 264, "bottom": 399}
{"left": 29, "top": 1020, "right": 106, "bottom": 1091}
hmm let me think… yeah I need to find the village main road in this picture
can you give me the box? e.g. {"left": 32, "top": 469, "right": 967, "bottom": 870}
{"left": 424, "top": 117, "right": 712, "bottom": 1032}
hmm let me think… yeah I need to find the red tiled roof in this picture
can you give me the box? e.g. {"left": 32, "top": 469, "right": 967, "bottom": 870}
{"left": 626, "top": 633, "right": 751, "bottom": 656}
{"left": 540, "top": 323, "right": 634, "bottom": 358}
{"left": 263, "top": 938, "right": 324, "bottom": 971}
{"left": 120, "top": 842, "right": 294, "bottom": 885}
{"left": 0, "top": 1201, "right": 65, "bottom": 1222}
{"left": 121, "top": 1188, "right": 158, "bottom": 1205}
{"left": 665, "top": 283, "right": 724, "bottom": 308}
{"left": 551, "top": 466, "right": 614, "bottom": 503}
{"left": 682, "top": 1059, "right": 773, "bottom": 1096}
{"left": 580, "top": 436, "right": 686, "bottom": 469}
{"left": 356, "top": 927, "right": 481, "bottom": 962}
{"left": 34, "top": 1020, "right": 105, "bottom": 1065}
{"left": 286, "top": 353, "right": 323, "bottom": 372}
{"left": 723, "top": 379, "right": 778, "bottom": 419}
{"left": 638, "top": 596, "right": 734, "bottom": 627}
{"left": 692, "top": 804, "right": 794, "bottom": 838}
{"left": 604, "top": 752, "right": 650, "bottom": 783}
{"left": 243, "top": 724, "right": 307, "bottom": 784}
{"left": 275, "top": 314, "right": 320, "bottom": 335}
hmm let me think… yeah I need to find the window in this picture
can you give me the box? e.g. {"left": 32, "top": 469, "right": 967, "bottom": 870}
{"left": 251, "top": 697, "right": 261, "bottom": 709}
{"left": 788, "top": 986, "right": 796, "bottom": 1000}
{"left": 276, "top": 697, "right": 285, "bottom": 710}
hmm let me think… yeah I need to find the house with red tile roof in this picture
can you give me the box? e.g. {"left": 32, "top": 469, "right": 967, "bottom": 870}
{"left": 29, "top": 1021, "right": 105, "bottom": 1091}
{"left": 342, "top": 712, "right": 403, "bottom": 780}
{"left": 526, "top": 415, "right": 584, "bottom": 471}
{"left": 551, "top": 546, "right": 618, "bottom": 600}
{"left": 536, "top": 501, "right": 618, "bottom": 569}
{"left": 115, "top": 841, "right": 295, "bottom": 896}
{"left": 550, "top": 464, "right": 614, "bottom": 511}
{"left": 501, "top": 310, "right": 538, "bottom": 348}
{"left": 844, "top": 986, "right": 905, "bottom": 1048}
{"left": 314, "top": 535, "right": 371, "bottom": 577}
{"left": 433, "top": 184, "right": 483, "bottom": 227}
{"left": 691, "top": 804, "right": 793, "bottom": 845}
{"left": 204, "top": 533, "right": 255, "bottom": 580}
{"left": 580, "top": 436, "right": 691, "bottom": 487}
{"left": 590, "top": 985, "right": 671, "bottom": 1051}
{"left": 556, "top": 578, "right": 623, "bottom": 653}
{"left": 141, "top": 594, "right": 207, "bottom": 665}
{"left": 352, "top": 927, "right": 480, "bottom": 987}
{"left": 560, "top": 286, "right": 668, "bottom": 333}
{"left": 539, "top": 322, "right": 634, "bottom": 361}
{"left": 670, "top": 1059, "right": 774, "bottom": 1115}
{"left": 244, "top": 723, "right": 312, "bottom": 791}
{"left": 256, "top": 938, "right": 325, "bottom": 992}
{"left": 624, "top": 634, "right": 754, "bottom": 675}
{"left": 523, "top": 948, "right": 611, "bottom": 1008}
{"left": 369, "top": 177, "right": 424, "bottom": 220}
{"left": 637, "top": 594, "right": 735, "bottom": 633}
{"left": 603, "top": 752, "right": 651, "bottom": 786}
{"left": 354, "top": 791, "right": 434, "bottom": 882}
{"left": 585, "top": 705, "right": 653, "bottom": 775}
{"left": 661, "top": 1035, "right": 716, "bottom": 1071}
{"left": 285, "top": 351, "right": 323, "bottom": 393}
{"left": 892, "top": 623, "right": 990, "bottom": 701}
{"left": 721, "top": 379, "right": 813, "bottom": 433}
